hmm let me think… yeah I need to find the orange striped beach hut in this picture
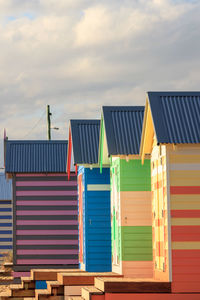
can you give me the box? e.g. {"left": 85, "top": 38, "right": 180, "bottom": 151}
{"left": 140, "top": 91, "right": 200, "bottom": 293}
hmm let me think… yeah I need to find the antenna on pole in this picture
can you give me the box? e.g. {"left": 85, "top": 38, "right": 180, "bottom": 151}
{"left": 47, "top": 105, "right": 52, "bottom": 140}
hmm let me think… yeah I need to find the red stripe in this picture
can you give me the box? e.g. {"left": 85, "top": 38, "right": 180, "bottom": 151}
{"left": 172, "top": 250, "right": 200, "bottom": 259}
{"left": 171, "top": 210, "right": 200, "bottom": 218}
{"left": 171, "top": 186, "right": 200, "bottom": 194}
{"left": 172, "top": 226, "right": 200, "bottom": 241}
{"left": 172, "top": 281, "right": 200, "bottom": 293}
{"left": 173, "top": 273, "right": 200, "bottom": 282}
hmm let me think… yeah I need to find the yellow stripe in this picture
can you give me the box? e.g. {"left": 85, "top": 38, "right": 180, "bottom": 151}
{"left": 172, "top": 242, "right": 200, "bottom": 250}
{"left": 171, "top": 218, "right": 200, "bottom": 226}
{"left": 170, "top": 170, "right": 200, "bottom": 186}
{"left": 171, "top": 202, "right": 200, "bottom": 210}
{"left": 169, "top": 154, "right": 200, "bottom": 164}
{"left": 171, "top": 195, "right": 200, "bottom": 210}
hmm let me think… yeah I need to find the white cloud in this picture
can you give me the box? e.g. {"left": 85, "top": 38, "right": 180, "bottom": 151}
{"left": 0, "top": 0, "right": 199, "bottom": 166}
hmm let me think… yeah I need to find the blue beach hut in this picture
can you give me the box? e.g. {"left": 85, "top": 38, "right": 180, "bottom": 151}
{"left": 67, "top": 120, "right": 111, "bottom": 272}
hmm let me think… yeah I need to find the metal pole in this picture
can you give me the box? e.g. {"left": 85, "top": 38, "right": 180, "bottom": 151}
{"left": 47, "top": 105, "right": 52, "bottom": 140}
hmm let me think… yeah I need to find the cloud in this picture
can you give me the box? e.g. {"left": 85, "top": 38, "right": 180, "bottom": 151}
{"left": 0, "top": 0, "right": 199, "bottom": 167}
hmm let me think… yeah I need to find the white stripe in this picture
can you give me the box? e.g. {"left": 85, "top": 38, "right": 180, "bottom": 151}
{"left": 170, "top": 163, "right": 200, "bottom": 171}
{"left": 0, "top": 219, "right": 12, "bottom": 223}
{"left": 0, "top": 242, "right": 12, "bottom": 246}
{"left": 0, "top": 249, "right": 12, "bottom": 253}
{"left": 0, "top": 205, "right": 12, "bottom": 208}
{"left": 87, "top": 184, "right": 110, "bottom": 191}
{"left": 0, "top": 212, "right": 12, "bottom": 216}
{"left": 0, "top": 227, "right": 12, "bottom": 231}
{"left": 0, "top": 234, "right": 12, "bottom": 238}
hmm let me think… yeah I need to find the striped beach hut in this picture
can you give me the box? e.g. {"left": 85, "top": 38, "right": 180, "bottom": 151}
{"left": 5, "top": 140, "right": 79, "bottom": 279}
{"left": 67, "top": 120, "right": 111, "bottom": 272}
{"left": 140, "top": 92, "right": 200, "bottom": 292}
{"left": 0, "top": 173, "right": 12, "bottom": 265}
{"left": 99, "top": 106, "right": 153, "bottom": 278}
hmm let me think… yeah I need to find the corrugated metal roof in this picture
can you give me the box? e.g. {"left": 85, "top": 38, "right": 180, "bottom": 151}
{"left": 102, "top": 106, "right": 144, "bottom": 155}
{"left": 70, "top": 120, "right": 100, "bottom": 164}
{"left": 5, "top": 140, "right": 68, "bottom": 173}
{"left": 148, "top": 92, "right": 200, "bottom": 143}
{"left": 0, "top": 173, "right": 12, "bottom": 200}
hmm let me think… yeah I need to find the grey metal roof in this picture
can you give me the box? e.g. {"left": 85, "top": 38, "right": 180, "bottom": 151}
{"left": 102, "top": 106, "right": 144, "bottom": 155}
{"left": 70, "top": 120, "right": 100, "bottom": 164}
{"left": 5, "top": 140, "right": 68, "bottom": 173}
{"left": 0, "top": 173, "right": 12, "bottom": 200}
{"left": 148, "top": 92, "right": 200, "bottom": 143}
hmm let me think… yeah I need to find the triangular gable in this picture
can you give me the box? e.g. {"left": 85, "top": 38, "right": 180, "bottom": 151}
{"left": 140, "top": 97, "right": 155, "bottom": 163}
{"left": 99, "top": 115, "right": 110, "bottom": 172}
{"left": 67, "top": 120, "right": 100, "bottom": 177}
{"left": 99, "top": 106, "right": 145, "bottom": 170}
{"left": 140, "top": 91, "right": 200, "bottom": 162}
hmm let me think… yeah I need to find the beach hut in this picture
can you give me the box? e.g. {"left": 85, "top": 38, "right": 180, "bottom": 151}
{"left": 5, "top": 140, "right": 79, "bottom": 279}
{"left": 140, "top": 91, "right": 200, "bottom": 292}
{"left": 67, "top": 120, "right": 111, "bottom": 272}
{"left": 99, "top": 106, "right": 153, "bottom": 278}
{"left": 0, "top": 173, "right": 12, "bottom": 265}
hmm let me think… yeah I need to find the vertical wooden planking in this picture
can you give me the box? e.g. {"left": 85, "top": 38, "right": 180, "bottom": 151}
{"left": 151, "top": 145, "right": 170, "bottom": 282}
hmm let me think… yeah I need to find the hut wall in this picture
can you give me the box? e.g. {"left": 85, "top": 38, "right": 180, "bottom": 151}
{"left": 78, "top": 167, "right": 111, "bottom": 272}
{"left": 13, "top": 172, "right": 79, "bottom": 276}
{"left": 0, "top": 175, "right": 12, "bottom": 265}
{"left": 168, "top": 145, "right": 200, "bottom": 293}
{"left": 111, "top": 158, "right": 153, "bottom": 278}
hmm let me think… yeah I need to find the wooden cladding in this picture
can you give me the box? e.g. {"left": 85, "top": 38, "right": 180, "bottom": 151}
{"left": 13, "top": 173, "right": 79, "bottom": 269}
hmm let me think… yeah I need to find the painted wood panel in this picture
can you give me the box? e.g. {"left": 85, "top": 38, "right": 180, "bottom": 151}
{"left": 0, "top": 199, "right": 12, "bottom": 265}
{"left": 121, "top": 191, "right": 151, "bottom": 226}
{"left": 169, "top": 146, "right": 200, "bottom": 293}
{"left": 122, "top": 261, "right": 153, "bottom": 278}
{"left": 111, "top": 157, "right": 153, "bottom": 278}
{"left": 78, "top": 167, "right": 111, "bottom": 272}
{"left": 120, "top": 159, "right": 151, "bottom": 191}
{"left": 13, "top": 173, "right": 79, "bottom": 270}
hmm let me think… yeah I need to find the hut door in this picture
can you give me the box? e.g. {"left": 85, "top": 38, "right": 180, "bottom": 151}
{"left": 78, "top": 174, "right": 83, "bottom": 263}
{"left": 152, "top": 146, "right": 166, "bottom": 273}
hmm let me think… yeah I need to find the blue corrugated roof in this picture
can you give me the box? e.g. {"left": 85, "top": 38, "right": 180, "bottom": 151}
{"left": 0, "top": 173, "right": 12, "bottom": 200}
{"left": 102, "top": 106, "right": 144, "bottom": 155}
{"left": 70, "top": 120, "right": 100, "bottom": 164}
{"left": 5, "top": 140, "right": 68, "bottom": 173}
{"left": 148, "top": 92, "right": 200, "bottom": 143}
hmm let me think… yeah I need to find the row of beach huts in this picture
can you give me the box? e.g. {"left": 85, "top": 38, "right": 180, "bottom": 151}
{"left": 0, "top": 91, "right": 200, "bottom": 299}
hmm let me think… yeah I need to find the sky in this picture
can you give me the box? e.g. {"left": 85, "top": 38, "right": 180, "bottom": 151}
{"left": 0, "top": 0, "right": 200, "bottom": 167}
